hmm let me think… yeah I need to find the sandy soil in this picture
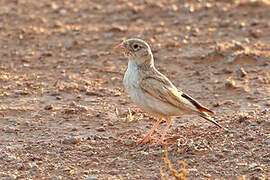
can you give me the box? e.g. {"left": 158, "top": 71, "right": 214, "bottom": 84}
{"left": 0, "top": 0, "right": 270, "bottom": 179}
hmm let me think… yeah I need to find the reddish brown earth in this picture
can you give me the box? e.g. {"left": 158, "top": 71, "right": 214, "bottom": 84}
{"left": 0, "top": 0, "right": 270, "bottom": 179}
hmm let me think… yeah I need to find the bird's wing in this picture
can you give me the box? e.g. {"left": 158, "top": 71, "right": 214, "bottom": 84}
{"left": 140, "top": 75, "right": 213, "bottom": 114}
{"left": 139, "top": 73, "right": 227, "bottom": 130}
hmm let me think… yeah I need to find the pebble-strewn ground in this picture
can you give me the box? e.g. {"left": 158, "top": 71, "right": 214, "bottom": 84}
{"left": 0, "top": 0, "right": 269, "bottom": 179}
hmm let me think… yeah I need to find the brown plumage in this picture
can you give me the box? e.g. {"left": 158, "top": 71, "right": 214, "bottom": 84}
{"left": 114, "top": 38, "right": 227, "bottom": 145}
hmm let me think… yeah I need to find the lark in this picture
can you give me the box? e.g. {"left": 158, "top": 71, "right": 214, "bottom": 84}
{"left": 114, "top": 38, "right": 226, "bottom": 145}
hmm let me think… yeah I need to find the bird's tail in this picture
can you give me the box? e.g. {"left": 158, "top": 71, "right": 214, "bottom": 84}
{"left": 200, "top": 113, "right": 228, "bottom": 131}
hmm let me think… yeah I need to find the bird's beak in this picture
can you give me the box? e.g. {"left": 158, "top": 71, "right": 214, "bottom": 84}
{"left": 114, "top": 43, "right": 125, "bottom": 51}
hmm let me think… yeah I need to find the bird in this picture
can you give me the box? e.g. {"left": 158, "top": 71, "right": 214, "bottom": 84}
{"left": 114, "top": 38, "right": 227, "bottom": 145}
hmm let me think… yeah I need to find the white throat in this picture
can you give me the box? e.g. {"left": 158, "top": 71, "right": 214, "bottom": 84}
{"left": 127, "top": 60, "right": 140, "bottom": 70}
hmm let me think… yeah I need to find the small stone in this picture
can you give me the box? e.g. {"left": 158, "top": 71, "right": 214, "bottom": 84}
{"left": 61, "top": 145, "right": 73, "bottom": 151}
{"left": 59, "top": 9, "right": 67, "bottom": 15}
{"left": 264, "top": 140, "right": 270, "bottom": 145}
{"left": 108, "top": 170, "right": 118, "bottom": 175}
{"left": 236, "top": 67, "right": 247, "bottom": 77}
{"left": 16, "top": 163, "right": 25, "bottom": 170}
{"left": 219, "top": 19, "right": 230, "bottom": 27}
{"left": 70, "top": 101, "right": 77, "bottom": 107}
{"left": 65, "top": 82, "right": 78, "bottom": 90}
{"left": 107, "top": 122, "right": 114, "bottom": 126}
{"left": 31, "top": 165, "right": 38, "bottom": 171}
{"left": 225, "top": 78, "right": 236, "bottom": 88}
{"left": 168, "top": 11, "right": 175, "bottom": 17}
{"left": 44, "top": 104, "right": 54, "bottom": 110}
{"left": 61, "top": 136, "right": 80, "bottom": 145}
{"left": 56, "top": 96, "right": 62, "bottom": 100}
{"left": 246, "top": 136, "right": 255, "bottom": 141}
{"left": 80, "top": 49, "right": 89, "bottom": 56}
{"left": 259, "top": 158, "right": 270, "bottom": 162}
{"left": 7, "top": 175, "right": 17, "bottom": 180}
{"left": 189, "top": 27, "right": 200, "bottom": 37}
{"left": 249, "top": 29, "right": 260, "bottom": 38}
{"left": 76, "top": 105, "right": 88, "bottom": 112}
{"left": 95, "top": 127, "right": 105, "bottom": 132}
{"left": 63, "top": 108, "right": 76, "bottom": 114}
{"left": 50, "top": 90, "right": 60, "bottom": 96}
{"left": 124, "top": 140, "right": 133, "bottom": 146}
{"left": 86, "top": 91, "right": 103, "bottom": 97}
{"left": 3, "top": 126, "right": 18, "bottom": 133}
{"left": 263, "top": 120, "right": 270, "bottom": 126}
{"left": 209, "top": 155, "right": 219, "bottom": 162}
{"left": 215, "top": 152, "right": 224, "bottom": 158}
{"left": 85, "top": 177, "right": 98, "bottom": 180}
{"left": 187, "top": 168, "right": 198, "bottom": 172}
{"left": 249, "top": 163, "right": 257, "bottom": 169}
{"left": 104, "top": 32, "right": 113, "bottom": 38}
{"left": 226, "top": 54, "right": 236, "bottom": 63}
{"left": 15, "top": 90, "right": 29, "bottom": 95}
{"left": 234, "top": 132, "right": 242, "bottom": 138}
{"left": 51, "top": 2, "right": 59, "bottom": 10}
{"left": 222, "top": 100, "right": 234, "bottom": 106}
{"left": 109, "top": 25, "right": 127, "bottom": 32}
{"left": 222, "top": 68, "right": 233, "bottom": 74}
{"left": 237, "top": 112, "right": 249, "bottom": 123}
{"left": 7, "top": 155, "right": 16, "bottom": 162}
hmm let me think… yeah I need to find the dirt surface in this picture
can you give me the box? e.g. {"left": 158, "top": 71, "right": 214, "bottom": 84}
{"left": 0, "top": 0, "right": 270, "bottom": 179}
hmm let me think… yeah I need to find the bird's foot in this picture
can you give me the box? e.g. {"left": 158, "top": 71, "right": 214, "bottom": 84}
{"left": 137, "top": 135, "right": 158, "bottom": 144}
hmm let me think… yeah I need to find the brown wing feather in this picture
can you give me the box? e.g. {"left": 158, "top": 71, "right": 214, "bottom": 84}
{"left": 181, "top": 93, "right": 215, "bottom": 114}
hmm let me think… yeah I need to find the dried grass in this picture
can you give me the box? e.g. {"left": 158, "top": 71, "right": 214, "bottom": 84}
{"left": 160, "top": 151, "right": 187, "bottom": 180}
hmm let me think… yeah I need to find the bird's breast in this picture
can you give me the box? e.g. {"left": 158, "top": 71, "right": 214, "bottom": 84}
{"left": 123, "top": 63, "right": 139, "bottom": 94}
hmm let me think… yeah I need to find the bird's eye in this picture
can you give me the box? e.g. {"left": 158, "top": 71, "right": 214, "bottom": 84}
{"left": 133, "top": 44, "right": 139, "bottom": 50}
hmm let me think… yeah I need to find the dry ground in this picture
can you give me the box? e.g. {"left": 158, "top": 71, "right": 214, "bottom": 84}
{"left": 0, "top": 0, "right": 270, "bottom": 179}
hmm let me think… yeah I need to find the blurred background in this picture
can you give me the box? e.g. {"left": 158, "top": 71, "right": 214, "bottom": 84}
{"left": 0, "top": 0, "right": 269, "bottom": 179}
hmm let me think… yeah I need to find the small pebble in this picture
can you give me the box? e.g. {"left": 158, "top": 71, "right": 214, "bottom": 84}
{"left": 236, "top": 67, "right": 247, "bottom": 77}
{"left": 249, "top": 163, "right": 257, "bottom": 169}
{"left": 104, "top": 32, "right": 113, "bottom": 38}
{"left": 76, "top": 105, "right": 88, "bottom": 112}
{"left": 246, "top": 136, "right": 255, "bottom": 141}
{"left": 7, "top": 155, "right": 16, "bottom": 162}
{"left": 4, "top": 126, "right": 18, "bottom": 133}
{"left": 61, "top": 145, "right": 73, "bottom": 151}
{"left": 259, "top": 158, "right": 270, "bottom": 162}
{"left": 59, "top": 9, "right": 67, "bottom": 15}
{"left": 80, "top": 49, "right": 89, "bottom": 56}
{"left": 264, "top": 120, "right": 270, "bottom": 126}
{"left": 15, "top": 90, "right": 29, "bottom": 95}
{"left": 108, "top": 170, "right": 118, "bottom": 175}
{"left": 50, "top": 90, "right": 60, "bottom": 96}
{"left": 225, "top": 78, "right": 236, "bottom": 88}
{"left": 44, "top": 104, "right": 54, "bottom": 110}
{"left": 219, "top": 19, "right": 230, "bottom": 27}
{"left": 86, "top": 91, "right": 103, "bottom": 97}
{"left": 61, "top": 136, "right": 80, "bottom": 145}
{"left": 65, "top": 82, "right": 78, "bottom": 90}
{"left": 109, "top": 25, "right": 127, "bottom": 32}
{"left": 95, "top": 127, "right": 105, "bottom": 132}
{"left": 223, "top": 100, "right": 234, "bottom": 106}
{"left": 238, "top": 112, "right": 249, "bottom": 123}
{"left": 187, "top": 168, "right": 198, "bottom": 172}
{"left": 264, "top": 140, "right": 270, "bottom": 145}
{"left": 124, "top": 140, "right": 133, "bottom": 146}
{"left": 85, "top": 177, "right": 98, "bottom": 180}
{"left": 7, "top": 175, "right": 17, "bottom": 180}
{"left": 209, "top": 155, "right": 219, "bottom": 162}
{"left": 16, "top": 163, "right": 25, "bottom": 170}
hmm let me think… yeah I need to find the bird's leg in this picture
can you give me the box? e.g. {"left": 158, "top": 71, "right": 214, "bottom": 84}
{"left": 155, "top": 118, "right": 172, "bottom": 145}
{"left": 137, "top": 117, "right": 163, "bottom": 144}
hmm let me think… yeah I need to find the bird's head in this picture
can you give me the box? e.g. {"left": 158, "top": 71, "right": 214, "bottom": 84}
{"left": 114, "top": 38, "right": 153, "bottom": 65}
